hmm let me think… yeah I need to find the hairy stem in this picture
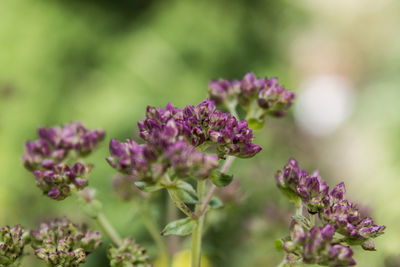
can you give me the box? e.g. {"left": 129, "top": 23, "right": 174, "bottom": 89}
{"left": 96, "top": 212, "right": 122, "bottom": 247}
{"left": 191, "top": 180, "right": 205, "bottom": 267}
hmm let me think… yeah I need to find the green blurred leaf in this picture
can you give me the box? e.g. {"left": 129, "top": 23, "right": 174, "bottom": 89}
{"left": 161, "top": 217, "right": 197, "bottom": 236}
{"left": 247, "top": 117, "right": 264, "bottom": 130}
{"left": 210, "top": 171, "right": 233, "bottom": 187}
{"left": 209, "top": 196, "right": 223, "bottom": 209}
{"left": 169, "top": 180, "right": 199, "bottom": 204}
{"left": 274, "top": 239, "right": 283, "bottom": 252}
{"left": 134, "top": 181, "right": 163, "bottom": 193}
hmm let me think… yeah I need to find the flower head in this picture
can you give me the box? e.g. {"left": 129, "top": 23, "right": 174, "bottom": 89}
{"left": 0, "top": 225, "right": 29, "bottom": 266}
{"left": 138, "top": 100, "right": 261, "bottom": 159}
{"left": 23, "top": 122, "right": 104, "bottom": 171}
{"left": 108, "top": 238, "right": 151, "bottom": 267}
{"left": 208, "top": 72, "right": 295, "bottom": 120}
{"left": 23, "top": 122, "right": 104, "bottom": 200}
{"left": 33, "top": 162, "right": 91, "bottom": 200}
{"left": 30, "top": 217, "right": 101, "bottom": 267}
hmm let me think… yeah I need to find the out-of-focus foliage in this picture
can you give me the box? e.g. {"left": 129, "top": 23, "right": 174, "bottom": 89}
{"left": 0, "top": 0, "right": 399, "bottom": 266}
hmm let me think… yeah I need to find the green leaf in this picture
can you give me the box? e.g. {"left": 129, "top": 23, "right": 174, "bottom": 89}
{"left": 169, "top": 180, "right": 199, "bottom": 204}
{"left": 161, "top": 217, "right": 197, "bottom": 236}
{"left": 274, "top": 239, "right": 284, "bottom": 252}
{"left": 135, "top": 181, "right": 163, "bottom": 192}
{"left": 209, "top": 196, "right": 223, "bottom": 209}
{"left": 247, "top": 117, "right": 264, "bottom": 130}
{"left": 210, "top": 171, "right": 233, "bottom": 187}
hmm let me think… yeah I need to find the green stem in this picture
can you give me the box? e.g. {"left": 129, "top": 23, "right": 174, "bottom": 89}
{"left": 96, "top": 212, "right": 122, "bottom": 247}
{"left": 191, "top": 180, "right": 205, "bottom": 267}
{"left": 295, "top": 200, "right": 303, "bottom": 216}
{"left": 141, "top": 205, "right": 169, "bottom": 263}
{"left": 310, "top": 214, "right": 315, "bottom": 227}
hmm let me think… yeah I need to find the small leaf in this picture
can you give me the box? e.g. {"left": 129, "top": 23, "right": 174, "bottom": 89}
{"left": 161, "top": 218, "right": 197, "bottom": 236}
{"left": 169, "top": 180, "right": 199, "bottom": 204}
{"left": 209, "top": 197, "right": 223, "bottom": 209}
{"left": 274, "top": 239, "right": 284, "bottom": 252}
{"left": 135, "top": 181, "right": 163, "bottom": 192}
{"left": 247, "top": 118, "right": 264, "bottom": 130}
{"left": 210, "top": 171, "right": 233, "bottom": 187}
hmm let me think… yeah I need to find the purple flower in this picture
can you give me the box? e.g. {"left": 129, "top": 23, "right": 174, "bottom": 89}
{"left": 208, "top": 73, "right": 295, "bottom": 120}
{"left": 30, "top": 217, "right": 102, "bottom": 267}
{"left": 297, "top": 171, "right": 329, "bottom": 214}
{"left": 208, "top": 79, "right": 240, "bottom": 105}
{"left": 138, "top": 99, "right": 261, "bottom": 159}
{"left": 320, "top": 183, "right": 385, "bottom": 243}
{"left": 33, "top": 162, "right": 91, "bottom": 200}
{"left": 23, "top": 122, "right": 105, "bottom": 171}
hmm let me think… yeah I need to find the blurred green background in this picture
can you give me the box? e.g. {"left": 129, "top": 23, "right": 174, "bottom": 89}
{"left": 1, "top": 0, "right": 399, "bottom": 266}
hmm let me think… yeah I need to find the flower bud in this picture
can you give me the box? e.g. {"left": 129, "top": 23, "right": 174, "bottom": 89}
{"left": 108, "top": 238, "right": 151, "bottom": 267}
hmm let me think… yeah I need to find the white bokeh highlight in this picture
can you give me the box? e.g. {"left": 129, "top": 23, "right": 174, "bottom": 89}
{"left": 294, "top": 75, "right": 355, "bottom": 136}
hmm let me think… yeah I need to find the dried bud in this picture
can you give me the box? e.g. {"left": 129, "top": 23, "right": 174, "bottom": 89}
{"left": 0, "top": 225, "right": 29, "bottom": 266}
{"left": 108, "top": 238, "right": 152, "bottom": 267}
{"left": 30, "top": 218, "right": 101, "bottom": 267}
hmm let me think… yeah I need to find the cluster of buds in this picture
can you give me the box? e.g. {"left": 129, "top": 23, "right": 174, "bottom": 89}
{"left": 108, "top": 238, "right": 152, "bottom": 267}
{"left": 283, "top": 222, "right": 355, "bottom": 266}
{"left": 208, "top": 72, "right": 295, "bottom": 120}
{"left": 108, "top": 99, "right": 262, "bottom": 185}
{"left": 138, "top": 99, "right": 262, "bottom": 158}
{"left": 30, "top": 217, "right": 102, "bottom": 267}
{"left": 22, "top": 122, "right": 105, "bottom": 200}
{"left": 107, "top": 133, "right": 219, "bottom": 184}
{"left": 0, "top": 225, "right": 29, "bottom": 266}
{"left": 276, "top": 158, "right": 385, "bottom": 266}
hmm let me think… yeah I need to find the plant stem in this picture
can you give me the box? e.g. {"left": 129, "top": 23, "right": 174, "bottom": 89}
{"left": 198, "top": 156, "right": 235, "bottom": 217}
{"left": 75, "top": 189, "right": 122, "bottom": 247}
{"left": 310, "top": 214, "right": 315, "bottom": 227}
{"left": 141, "top": 205, "right": 169, "bottom": 263}
{"left": 191, "top": 180, "right": 205, "bottom": 267}
{"left": 96, "top": 212, "right": 122, "bottom": 247}
{"left": 295, "top": 200, "right": 303, "bottom": 216}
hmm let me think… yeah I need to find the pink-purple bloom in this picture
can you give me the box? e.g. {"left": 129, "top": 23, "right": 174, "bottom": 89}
{"left": 277, "top": 158, "right": 385, "bottom": 266}
{"left": 138, "top": 99, "right": 261, "bottom": 158}
{"left": 22, "top": 122, "right": 104, "bottom": 200}
{"left": 209, "top": 72, "right": 295, "bottom": 118}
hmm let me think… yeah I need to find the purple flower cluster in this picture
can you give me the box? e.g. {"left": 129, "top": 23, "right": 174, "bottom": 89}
{"left": 107, "top": 122, "right": 219, "bottom": 184}
{"left": 23, "top": 122, "right": 105, "bottom": 171}
{"left": 34, "top": 162, "right": 91, "bottom": 200}
{"left": 0, "top": 225, "right": 29, "bottom": 266}
{"left": 283, "top": 222, "right": 356, "bottom": 266}
{"left": 209, "top": 72, "right": 295, "bottom": 118}
{"left": 30, "top": 217, "right": 102, "bottom": 267}
{"left": 138, "top": 99, "right": 261, "bottom": 158}
{"left": 107, "top": 99, "right": 261, "bottom": 185}
{"left": 276, "top": 158, "right": 385, "bottom": 265}
{"left": 22, "top": 122, "right": 104, "bottom": 200}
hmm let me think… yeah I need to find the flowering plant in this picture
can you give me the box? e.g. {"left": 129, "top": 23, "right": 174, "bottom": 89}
{"left": 0, "top": 73, "right": 384, "bottom": 266}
